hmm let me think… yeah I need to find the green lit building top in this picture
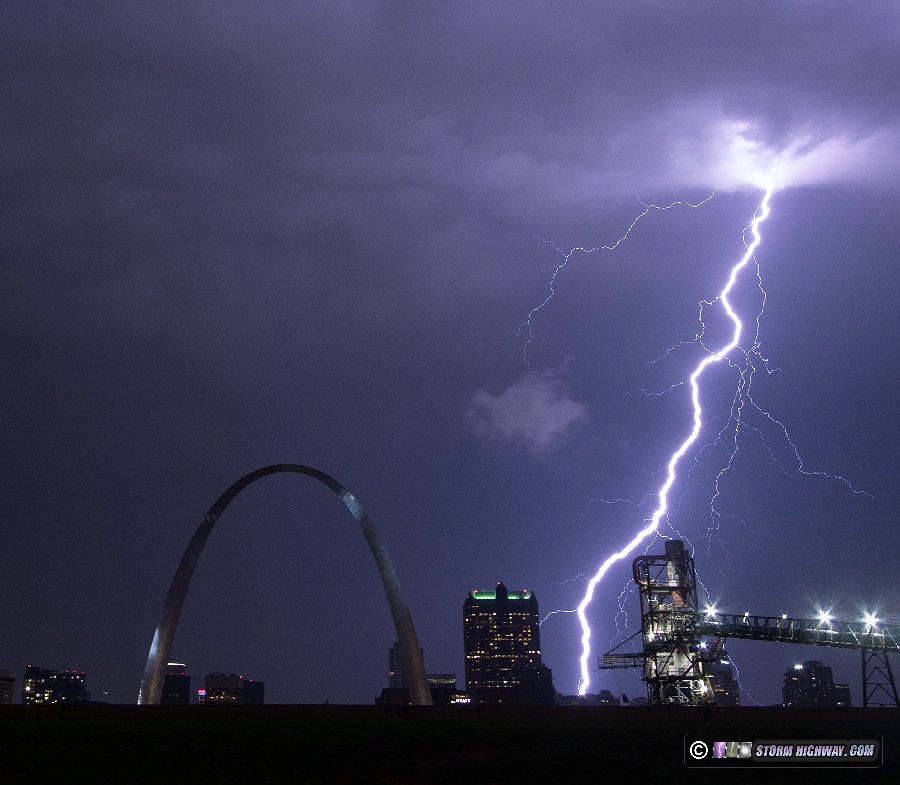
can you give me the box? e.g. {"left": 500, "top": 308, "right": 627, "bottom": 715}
{"left": 463, "top": 582, "right": 554, "bottom": 705}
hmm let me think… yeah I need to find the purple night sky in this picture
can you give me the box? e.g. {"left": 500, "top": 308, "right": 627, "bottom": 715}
{"left": 2, "top": 2, "right": 899, "bottom": 705}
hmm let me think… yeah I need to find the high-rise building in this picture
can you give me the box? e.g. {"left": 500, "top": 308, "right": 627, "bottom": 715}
{"left": 706, "top": 651, "right": 740, "bottom": 706}
{"left": 161, "top": 662, "right": 191, "bottom": 705}
{"left": 782, "top": 660, "right": 851, "bottom": 707}
{"left": 22, "top": 666, "right": 85, "bottom": 705}
{"left": 0, "top": 670, "right": 14, "bottom": 704}
{"left": 463, "top": 581, "right": 554, "bottom": 705}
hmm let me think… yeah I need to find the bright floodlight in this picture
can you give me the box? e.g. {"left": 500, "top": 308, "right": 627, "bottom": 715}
{"left": 863, "top": 612, "right": 879, "bottom": 629}
{"left": 705, "top": 604, "right": 718, "bottom": 617}
{"left": 817, "top": 610, "right": 832, "bottom": 626}
{"left": 794, "top": 663, "right": 803, "bottom": 671}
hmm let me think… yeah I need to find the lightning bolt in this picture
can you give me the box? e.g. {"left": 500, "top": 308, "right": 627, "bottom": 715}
{"left": 575, "top": 187, "right": 773, "bottom": 695}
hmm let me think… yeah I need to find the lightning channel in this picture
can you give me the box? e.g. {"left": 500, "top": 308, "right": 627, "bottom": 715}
{"left": 575, "top": 187, "right": 773, "bottom": 695}
{"left": 519, "top": 191, "right": 716, "bottom": 370}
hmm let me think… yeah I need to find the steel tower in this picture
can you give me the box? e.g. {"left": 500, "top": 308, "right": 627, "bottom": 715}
{"left": 633, "top": 540, "right": 709, "bottom": 705}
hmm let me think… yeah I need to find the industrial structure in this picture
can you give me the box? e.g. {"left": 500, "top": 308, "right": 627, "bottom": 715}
{"left": 601, "top": 540, "right": 900, "bottom": 707}
{"left": 633, "top": 540, "right": 707, "bottom": 704}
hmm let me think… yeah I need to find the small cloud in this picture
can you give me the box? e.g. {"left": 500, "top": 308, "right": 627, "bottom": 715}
{"left": 466, "top": 367, "right": 588, "bottom": 453}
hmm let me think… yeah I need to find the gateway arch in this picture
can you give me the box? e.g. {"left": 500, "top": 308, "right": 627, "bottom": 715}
{"left": 138, "top": 464, "right": 431, "bottom": 705}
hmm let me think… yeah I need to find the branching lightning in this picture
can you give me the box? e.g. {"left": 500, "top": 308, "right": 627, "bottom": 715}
{"left": 574, "top": 187, "right": 774, "bottom": 694}
{"left": 525, "top": 175, "right": 873, "bottom": 697}
{"left": 519, "top": 191, "right": 716, "bottom": 371}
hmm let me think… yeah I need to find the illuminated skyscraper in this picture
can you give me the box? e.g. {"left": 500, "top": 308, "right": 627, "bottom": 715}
{"left": 463, "top": 582, "right": 553, "bottom": 705}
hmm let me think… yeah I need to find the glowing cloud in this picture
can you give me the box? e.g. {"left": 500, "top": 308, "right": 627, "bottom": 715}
{"left": 670, "top": 118, "right": 900, "bottom": 191}
{"left": 467, "top": 366, "right": 588, "bottom": 452}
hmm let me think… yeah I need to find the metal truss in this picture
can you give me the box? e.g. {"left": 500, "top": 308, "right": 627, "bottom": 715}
{"left": 862, "top": 649, "right": 900, "bottom": 707}
{"left": 697, "top": 613, "right": 900, "bottom": 653}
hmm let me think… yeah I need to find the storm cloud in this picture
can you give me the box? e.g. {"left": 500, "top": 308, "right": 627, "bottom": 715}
{"left": 2, "top": 2, "right": 898, "bottom": 706}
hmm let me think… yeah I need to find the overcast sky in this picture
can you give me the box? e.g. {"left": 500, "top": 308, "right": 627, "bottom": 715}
{"left": 3, "top": 2, "right": 899, "bottom": 705}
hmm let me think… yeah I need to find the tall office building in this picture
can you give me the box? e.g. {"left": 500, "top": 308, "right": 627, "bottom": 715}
{"left": 706, "top": 651, "right": 740, "bottom": 706}
{"left": 161, "top": 662, "right": 191, "bottom": 705}
{"left": 782, "top": 660, "right": 851, "bottom": 707}
{"left": 463, "top": 581, "right": 554, "bottom": 705}
{"left": 22, "top": 666, "right": 86, "bottom": 705}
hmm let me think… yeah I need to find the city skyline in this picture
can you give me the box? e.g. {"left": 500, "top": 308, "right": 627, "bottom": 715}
{"left": 2, "top": 3, "right": 899, "bottom": 706}
{"left": 4, "top": 592, "right": 880, "bottom": 707}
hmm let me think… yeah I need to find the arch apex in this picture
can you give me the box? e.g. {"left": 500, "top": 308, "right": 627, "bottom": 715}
{"left": 137, "top": 464, "right": 431, "bottom": 706}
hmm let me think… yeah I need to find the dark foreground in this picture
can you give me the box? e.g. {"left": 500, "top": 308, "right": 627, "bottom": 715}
{"left": 2, "top": 704, "right": 897, "bottom": 783}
